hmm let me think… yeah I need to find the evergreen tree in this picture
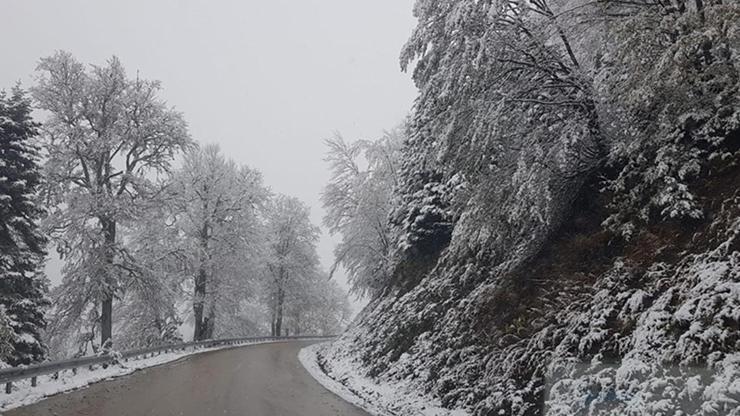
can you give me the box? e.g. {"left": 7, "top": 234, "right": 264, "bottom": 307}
{"left": 0, "top": 86, "right": 49, "bottom": 365}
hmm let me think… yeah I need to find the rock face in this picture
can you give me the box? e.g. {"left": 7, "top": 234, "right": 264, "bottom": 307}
{"left": 327, "top": 3, "right": 740, "bottom": 415}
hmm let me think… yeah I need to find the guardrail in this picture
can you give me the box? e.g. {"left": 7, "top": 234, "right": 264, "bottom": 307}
{"left": 0, "top": 335, "right": 334, "bottom": 394}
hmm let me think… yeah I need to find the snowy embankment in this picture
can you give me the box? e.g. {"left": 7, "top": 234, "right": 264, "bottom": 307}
{"left": 299, "top": 340, "right": 469, "bottom": 416}
{"left": 1, "top": 339, "right": 279, "bottom": 412}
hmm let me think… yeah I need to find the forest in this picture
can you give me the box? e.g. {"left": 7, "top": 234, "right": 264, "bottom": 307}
{"left": 0, "top": 52, "right": 350, "bottom": 364}
{"left": 317, "top": 0, "right": 740, "bottom": 415}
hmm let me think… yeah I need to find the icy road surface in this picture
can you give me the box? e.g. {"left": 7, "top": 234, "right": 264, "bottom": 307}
{"left": 6, "top": 341, "right": 370, "bottom": 416}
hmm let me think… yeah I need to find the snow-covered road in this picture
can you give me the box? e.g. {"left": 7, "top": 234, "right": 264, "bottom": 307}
{"left": 5, "top": 341, "right": 370, "bottom": 416}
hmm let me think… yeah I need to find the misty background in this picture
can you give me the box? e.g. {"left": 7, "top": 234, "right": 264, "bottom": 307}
{"left": 0, "top": 0, "right": 418, "bottom": 310}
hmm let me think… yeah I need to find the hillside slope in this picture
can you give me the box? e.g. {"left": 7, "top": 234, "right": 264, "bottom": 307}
{"left": 326, "top": 2, "right": 740, "bottom": 415}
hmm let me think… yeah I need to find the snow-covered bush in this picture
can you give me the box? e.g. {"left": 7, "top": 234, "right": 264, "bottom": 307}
{"left": 0, "top": 308, "right": 15, "bottom": 365}
{"left": 322, "top": 129, "right": 404, "bottom": 297}
{"left": 601, "top": 5, "right": 740, "bottom": 238}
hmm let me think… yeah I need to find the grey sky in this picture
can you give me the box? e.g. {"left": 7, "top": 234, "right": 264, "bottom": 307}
{"left": 0, "top": 0, "right": 418, "bottom": 304}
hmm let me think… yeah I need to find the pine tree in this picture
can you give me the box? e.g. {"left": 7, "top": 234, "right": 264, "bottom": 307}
{"left": 0, "top": 86, "right": 49, "bottom": 366}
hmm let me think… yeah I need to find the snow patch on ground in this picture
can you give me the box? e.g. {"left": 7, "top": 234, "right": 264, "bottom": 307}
{"left": 299, "top": 341, "right": 469, "bottom": 416}
{"left": 1, "top": 339, "right": 289, "bottom": 412}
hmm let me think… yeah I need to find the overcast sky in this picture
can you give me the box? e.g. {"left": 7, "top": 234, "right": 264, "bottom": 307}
{"left": 0, "top": 0, "right": 418, "bottom": 306}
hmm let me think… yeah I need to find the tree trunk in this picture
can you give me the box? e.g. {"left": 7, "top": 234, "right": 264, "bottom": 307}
{"left": 204, "top": 304, "right": 216, "bottom": 339}
{"left": 100, "top": 217, "right": 116, "bottom": 350}
{"left": 101, "top": 296, "right": 112, "bottom": 349}
{"left": 193, "top": 265, "right": 207, "bottom": 340}
{"left": 275, "top": 284, "right": 285, "bottom": 337}
{"left": 193, "top": 219, "right": 209, "bottom": 341}
{"left": 270, "top": 293, "right": 278, "bottom": 336}
{"left": 293, "top": 310, "right": 302, "bottom": 336}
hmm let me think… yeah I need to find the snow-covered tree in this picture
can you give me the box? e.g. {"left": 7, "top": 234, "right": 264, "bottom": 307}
{"left": 322, "top": 128, "right": 403, "bottom": 297}
{"left": 33, "top": 52, "right": 192, "bottom": 351}
{"left": 0, "top": 86, "right": 49, "bottom": 365}
{"left": 289, "top": 273, "right": 352, "bottom": 336}
{"left": 399, "top": 0, "right": 606, "bottom": 176}
{"left": 168, "top": 144, "right": 267, "bottom": 341}
{"left": 264, "top": 195, "right": 321, "bottom": 336}
{"left": 113, "top": 200, "right": 186, "bottom": 349}
{"left": 380, "top": 0, "right": 614, "bottom": 295}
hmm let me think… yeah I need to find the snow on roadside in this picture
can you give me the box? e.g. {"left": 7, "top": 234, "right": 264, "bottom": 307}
{"left": 1, "top": 339, "right": 287, "bottom": 412}
{"left": 299, "top": 341, "right": 469, "bottom": 416}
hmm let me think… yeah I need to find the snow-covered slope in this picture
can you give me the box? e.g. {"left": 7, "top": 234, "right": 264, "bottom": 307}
{"left": 323, "top": 3, "right": 740, "bottom": 415}
{"left": 300, "top": 341, "right": 469, "bottom": 416}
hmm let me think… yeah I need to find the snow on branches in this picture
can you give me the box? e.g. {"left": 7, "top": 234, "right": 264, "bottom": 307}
{"left": 0, "top": 87, "right": 49, "bottom": 366}
{"left": 322, "top": 129, "right": 403, "bottom": 297}
{"left": 34, "top": 51, "right": 193, "bottom": 352}
{"left": 328, "top": 1, "right": 740, "bottom": 415}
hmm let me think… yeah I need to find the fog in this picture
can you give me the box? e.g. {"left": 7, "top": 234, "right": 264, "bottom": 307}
{"left": 0, "top": 0, "right": 418, "bottom": 306}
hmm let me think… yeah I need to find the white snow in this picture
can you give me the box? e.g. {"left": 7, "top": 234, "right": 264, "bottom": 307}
{"left": 299, "top": 341, "right": 470, "bottom": 416}
{"left": 1, "top": 339, "right": 290, "bottom": 412}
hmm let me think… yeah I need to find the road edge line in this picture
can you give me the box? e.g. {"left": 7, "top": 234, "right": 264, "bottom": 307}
{"left": 298, "top": 342, "right": 393, "bottom": 416}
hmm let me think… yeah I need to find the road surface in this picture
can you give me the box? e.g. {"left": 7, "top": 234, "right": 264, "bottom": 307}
{"left": 6, "top": 341, "right": 370, "bottom": 416}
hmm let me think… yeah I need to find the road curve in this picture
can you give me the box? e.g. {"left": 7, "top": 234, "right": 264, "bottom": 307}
{"left": 6, "top": 341, "right": 370, "bottom": 416}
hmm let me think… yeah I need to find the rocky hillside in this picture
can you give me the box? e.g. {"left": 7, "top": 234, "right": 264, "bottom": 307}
{"left": 325, "top": 1, "right": 740, "bottom": 415}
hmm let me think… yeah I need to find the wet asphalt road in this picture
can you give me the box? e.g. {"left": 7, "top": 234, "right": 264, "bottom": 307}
{"left": 6, "top": 341, "right": 369, "bottom": 416}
